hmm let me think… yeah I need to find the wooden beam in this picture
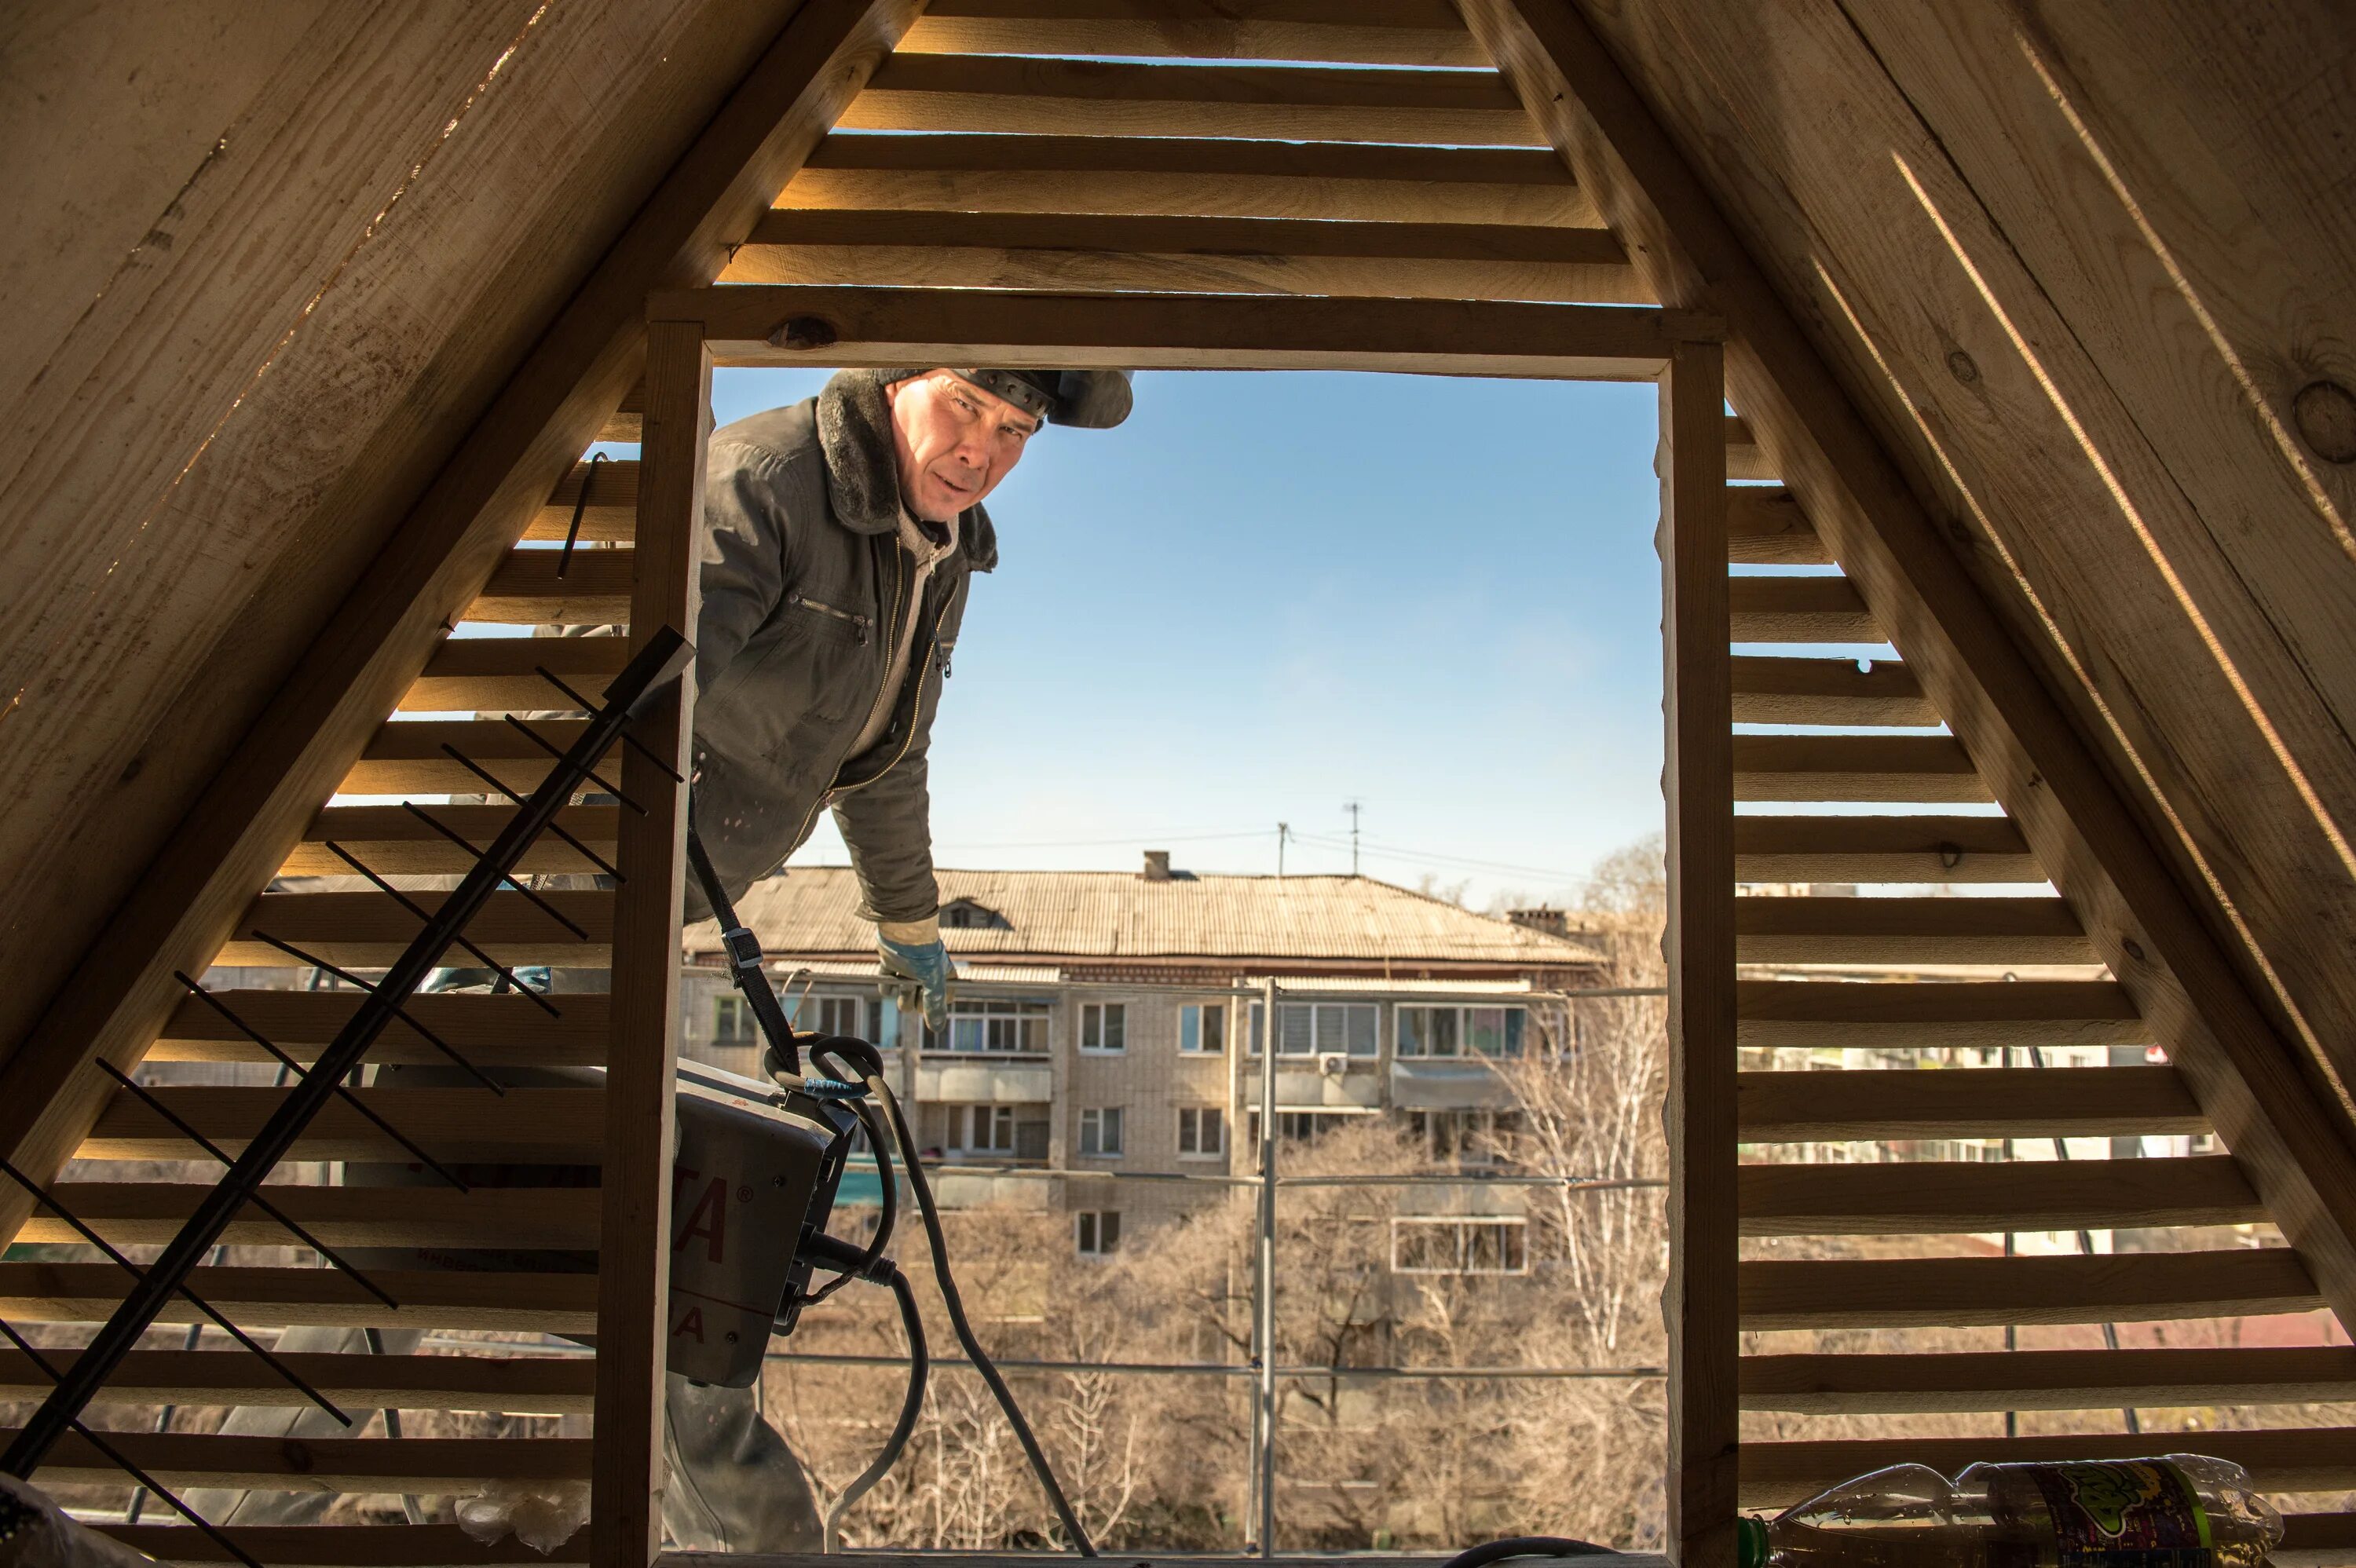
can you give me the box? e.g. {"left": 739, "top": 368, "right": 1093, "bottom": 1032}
{"left": 151, "top": 989, "right": 607, "bottom": 1070}
{"left": 591, "top": 315, "right": 706, "bottom": 1568}
{"left": 19, "top": 1185, "right": 599, "bottom": 1251}
{"left": 1740, "top": 1248, "right": 2321, "bottom": 1331}
{"left": 77, "top": 1087, "right": 603, "bottom": 1164}
{"left": 840, "top": 53, "right": 1545, "bottom": 145}
{"left": 898, "top": 0, "right": 1488, "bottom": 67}
{"left": 1723, "top": 488, "right": 1826, "bottom": 565}
{"left": 216, "top": 889, "right": 612, "bottom": 967}
{"left": 1660, "top": 340, "right": 1737, "bottom": 1568}
{"left": 671, "top": 286, "right": 1718, "bottom": 377}
{"left": 16, "top": 1430, "right": 591, "bottom": 1492}
{"left": 471, "top": 546, "right": 637, "bottom": 623}
{"left": 1740, "top": 1427, "right": 2356, "bottom": 1510}
{"left": 0, "top": 0, "right": 920, "bottom": 1248}
{"left": 343, "top": 718, "right": 619, "bottom": 795}
{"left": 1736, "top": 1155, "right": 2260, "bottom": 1236}
{"left": 1732, "top": 813, "right": 2035, "bottom": 884}
{"left": 1725, "top": 576, "right": 1879, "bottom": 642}
{"left": 1731, "top": 734, "right": 1989, "bottom": 804}
{"left": 1740, "top": 1345, "right": 2356, "bottom": 1416}
{"left": 1736, "top": 979, "right": 2146, "bottom": 1051}
{"left": 0, "top": 1348, "right": 593, "bottom": 1414}
{"left": 1732, "top": 895, "right": 2095, "bottom": 966}
{"left": 525, "top": 461, "right": 640, "bottom": 543}
{"left": 1729, "top": 656, "right": 1934, "bottom": 728}
{"left": 0, "top": 1266, "right": 597, "bottom": 1333}
{"left": 287, "top": 803, "right": 621, "bottom": 879}
{"left": 102, "top": 1526, "right": 587, "bottom": 1567}
{"left": 402, "top": 634, "right": 635, "bottom": 712}
{"left": 1459, "top": 0, "right": 2356, "bottom": 1334}
{"left": 1736, "top": 1066, "right": 2206, "bottom": 1144}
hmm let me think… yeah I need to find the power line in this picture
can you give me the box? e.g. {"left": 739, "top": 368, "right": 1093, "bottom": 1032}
{"left": 1288, "top": 830, "right": 1586, "bottom": 885}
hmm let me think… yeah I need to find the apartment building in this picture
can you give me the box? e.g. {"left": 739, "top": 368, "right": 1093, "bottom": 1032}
{"left": 678, "top": 853, "right": 1608, "bottom": 1254}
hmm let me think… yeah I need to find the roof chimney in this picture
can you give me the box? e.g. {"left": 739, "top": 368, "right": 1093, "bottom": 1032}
{"left": 1142, "top": 850, "right": 1173, "bottom": 882}
{"left": 1507, "top": 906, "right": 1569, "bottom": 938}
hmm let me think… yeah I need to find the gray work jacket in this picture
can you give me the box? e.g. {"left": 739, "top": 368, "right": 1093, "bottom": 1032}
{"left": 688, "top": 370, "right": 994, "bottom": 920}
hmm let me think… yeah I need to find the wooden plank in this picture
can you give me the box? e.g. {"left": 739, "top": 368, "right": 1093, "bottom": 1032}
{"left": 1660, "top": 339, "right": 1738, "bottom": 1568}
{"left": 1739, "top": 1427, "right": 2356, "bottom": 1511}
{"left": 152, "top": 989, "right": 606, "bottom": 1069}
{"left": 343, "top": 717, "right": 620, "bottom": 795}
{"left": 470, "top": 546, "right": 636, "bottom": 623}
{"left": 0, "top": 1266, "right": 597, "bottom": 1332}
{"left": 1457, "top": 0, "right": 2356, "bottom": 1335}
{"left": 0, "top": 1348, "right": 594, "bottom": 1413}
{"left": 598, "top": 381, "right": 646, "bottom": 446}
{"left": 591, "top": 315, "right": 704, "bottom": 1568}
{"left": 1725, "top": 576, "right": 1880, "bottom": 643}
{"left": 76, "top": 1087, "right": 602, "bottom": 1164}
{"left": 1736, "top": 1066, "right": 2206, "bottom": 1144}
{"left": 898, "top": 0, "right": 1489, "bottom": 67}
{"left": 1737, "top": 1155, "right": 2261, "bottom": 1237}
{"left": 217, "top": 889, "right": 612, "bottom": 967}
{"left": 523, "top": 461, "right": 639, "bottom": 543}
{"left": 103, "top": 1523, "right": 589, "bottom": 1567}
{"left": 839, "top": 54, "right": 1546, "bottom": 146}
{"left": 726, "top": 207, "right": 1648, "bottom": 304}
{"left": 1731, "top": 734, "right": 1989, "bottom": 804}
{"left": 1725, "top": 416, "right": 1770, "bottom": 481}
{"left": 2279, "top": 1512, "right": 2356, "bottom": 1568}
{"left": 18, "top": 1429, "right": 591, "bottom": 1491}
{"left": 672, "top": 286, "right": 1719, "bottom": 378}
{"left": 1739, "top": 1248, "right": 2321, "bottom": 1331}
{"left": 1736, "top": 979, "right": 2146, "bottom": 1051}
{"left": 1734, "top": 895, "right": 2096, "bottom": 965}
{"left": 1725, "top": 488, "right": 1827, "bottom": 565}
{"left": 1740, "top": 1344, "right": 2356, "bottom": 1415}
{"left": 0, "top": 0, "right": 920, "bottom": 1256}
{"left": 287, "top": 804, "right": 621, "bottom": 878}
{"left": 1729, "top": 656, "right": 1934, "bottom": 727}
{"left": 20, "top": 1184, "right": 599, "bottom": 1250}
{"left": 1733, "top": 813, "right": 2036, "bottom": 883}
{"left": 402, "top": 634, "right": 634, "bottom": 712}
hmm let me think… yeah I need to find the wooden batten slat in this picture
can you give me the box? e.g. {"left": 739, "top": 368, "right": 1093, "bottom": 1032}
{"left": 0, "top": 1266, "right": 597, "bottom": 1332}
{"left": 1729, "top": 656, "right": 1935, "bottom": 727}
{"left": 1731, "top": 734, "right": 1990, "bottom": 805}
{"left": 1733, "top": 895, "right": 2096, "bottom": 965}
{"left": 1725, "top": 488, "right": 1826, "bottom": 565}
{"left": 525, "top": 462, "right": 639, "bottom": 543}
{"left": 1736, "top": 1066, "right": 2205, "bottom": 1144}
{"left": 101, "top": 1522, "right": 589, "bottom": 1568}
{"left": 1740, "top": 1248, "right": 2320, "bottom": 1331}
{"left": 1725, "top": 576, "right": 1880, "bottom": 643}
{"left": 596, "top": 382, "right": 646, "bottom": 447}
{"left": 783, "top": 133, "right": 1593, "bottom": 227}
{"left": 289, "top": 802, "right": 619, "bottom": 879}
{"left": 1739, "top": 1427, "right": 2356, "bottom": 1511}
{"left": 16, "top": 1429, "right": 591, "bottom": 1491}
{"left": 746, "top": 207, "right": 1624, "bottom": 264}
{"left": 1740, "top": 1345, "right": 2356, "bottom": 1416}
{"left": 343, "top": 718, "right": 618, "bottom": 795}
{"left": 1725, "top": 415, "right": 1770, "bottom": 481}
{"left": 839, "top": 55, "right": 1547, "bottom": 147}
{"left": 898, "top": 0, "right": 1488, "bottom": 68}
{"left": 1736, "top": 979, "right": 2146, "bottom": 1050}
{"left": 470, "top": 547, "right": 635, "bottom": 624}
{"left": 1737, "top": 1155, "right": 2261, "bottom": 1237}
{"left": 20, "top": 1183, "right": 599, "bottom": 1249}
{"left": 152, "top": 989, "right": 607, "bottom": 1068}
{"left": 2279, "top": 1512, "right": 2356, "bottom": 1568}
{"left": 218, "top": 888, "right": 613, "bottom": 967}
{"left": 1732, "top": 813, "right": 2038, "bottom": 884}
{"left": 0, "top": 1348, "right": 594, "bottom": 1413}
{"left": 404, "top": 631, "right": 635, "bottom": 712}
{"left": 77, "top": 1087, "right": 604, "bottom": 1164}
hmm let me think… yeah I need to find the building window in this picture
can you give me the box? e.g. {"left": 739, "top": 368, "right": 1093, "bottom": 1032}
{"left": 1078, "top": 1107, "right": 1125, "bottom": 1157}
{"left": 712, "top": 994, "right": 753, "bottom": 1045}
{"left": 952, "top": 1106, "right": 1016, "bottom": 1155}
{"left": 1390, "top": 1217, "right": 1529, "bottom": 1275}
{"left": 1177, "top": 1106, "right": 1225, "bottom": 1157}
{"left": 938, "top": 998, "right": 1051, "bottom": 1054}
{"left": 1397, "top": 1005, "right": 1527, "bottom": 1058}
{"left": 1075, "top": 1210, "right": 1121, "bottom": 1257}
{"left": 941, "top": 899, "right": 1007, "bottom": 930}
{"left": 1244, "top": 1109, "right": 1350, "bottom": 1146}
{"left": 803, "top": 993, "right": 881, "bottom": 1042}
{"left": 1179, "top": 1003, "right": 1226, "bottom": 1055}
{"left": 1246, "top": 1002, "right": 1377, "bottom": 1058}
{"left": 1408, "top": 1109, "right": 1524, "bottom": 1164}
{"left": 1080, "top": 1002, "right": 1126, "bottom": 1054}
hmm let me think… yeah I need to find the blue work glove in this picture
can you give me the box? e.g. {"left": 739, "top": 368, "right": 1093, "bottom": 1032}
{"left": 877, "top": 919, "right": 953, "bottom": 1033}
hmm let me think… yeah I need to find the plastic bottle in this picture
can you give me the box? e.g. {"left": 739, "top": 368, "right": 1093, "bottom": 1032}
{"left": 1736, "top": 1452, "right": 2282, "bottom": 1567}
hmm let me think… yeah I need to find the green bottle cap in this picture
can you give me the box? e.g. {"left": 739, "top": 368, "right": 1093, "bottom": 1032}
{"left": 1736, "top": 1515, "right": 1769, "bottom": 1568}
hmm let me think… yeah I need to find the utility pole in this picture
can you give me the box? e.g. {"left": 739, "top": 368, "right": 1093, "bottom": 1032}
{"left": 1343, "top": 800, "right": 1362, "bottom": 875}
{"left": 1276, "top": 821, "right": 1289, "bottom": 878}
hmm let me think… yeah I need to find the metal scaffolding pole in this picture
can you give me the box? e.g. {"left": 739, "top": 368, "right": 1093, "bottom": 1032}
{"left": 1249, "top": 976, "right": 1279, "bottom": 1557}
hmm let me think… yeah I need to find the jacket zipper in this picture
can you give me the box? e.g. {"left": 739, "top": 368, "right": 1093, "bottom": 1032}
{"left": 792, "top": 594, "right": 871, "bottom": 644}
{"left": 777, "top": 553, "right": 935, "bottom": 853}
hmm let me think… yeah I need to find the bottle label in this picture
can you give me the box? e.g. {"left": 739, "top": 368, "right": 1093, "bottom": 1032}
{"left": 2015, "top": 1460, "right": 2213, "bottom": 1566}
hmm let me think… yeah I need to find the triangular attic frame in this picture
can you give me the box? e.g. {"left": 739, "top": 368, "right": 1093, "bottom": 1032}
{"left": 3, "top": 2, "right": 2354, "bottom": 1566}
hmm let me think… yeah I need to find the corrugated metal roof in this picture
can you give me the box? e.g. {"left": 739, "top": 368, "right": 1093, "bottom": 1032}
{"left": 689, "top": 868, "right": 1606, "bottom": 967}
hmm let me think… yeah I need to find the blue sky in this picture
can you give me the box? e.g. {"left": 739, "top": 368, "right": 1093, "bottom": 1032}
{"left": 705, "top": 367, "right": 1670, "bottom": 909}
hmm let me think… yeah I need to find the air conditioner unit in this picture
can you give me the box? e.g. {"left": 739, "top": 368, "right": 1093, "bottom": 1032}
{"left": 1316, "top": 1051, "right": 1348, "bottom": 1077}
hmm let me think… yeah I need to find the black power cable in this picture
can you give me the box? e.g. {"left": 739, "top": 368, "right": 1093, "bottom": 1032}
{"left": 823, "top": 1262, "right": 927, "bottom": 1547}
{"left": 1440, "top": 1537, "right": 1616, "bottom": 1568}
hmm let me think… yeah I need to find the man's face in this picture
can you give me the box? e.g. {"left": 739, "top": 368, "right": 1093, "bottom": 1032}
{"left": 884, "top": 371, "right": 1041, "bottom": 522}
